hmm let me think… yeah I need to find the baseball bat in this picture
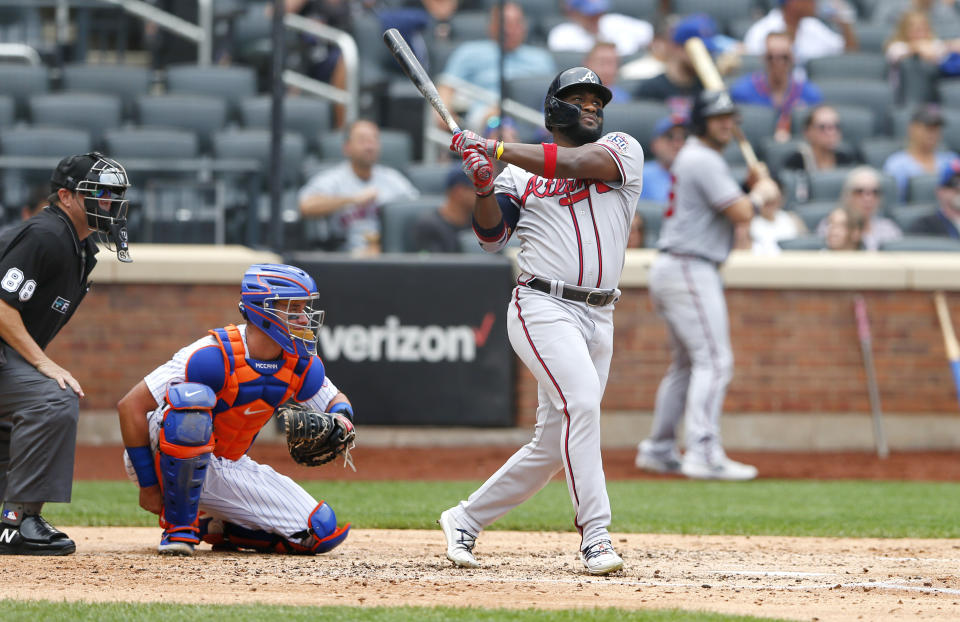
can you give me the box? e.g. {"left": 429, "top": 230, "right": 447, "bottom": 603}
{"left": 933, "top": 291, "right": 960, "bottom": 410}
{"left": 853, "top": 295, "right": 888, "bottom": 459}
{"left": 382, "top": 28, "right": 461, "bottom": 135}
{"left": 683, "top": 37, "right": 759, "bottom": 169}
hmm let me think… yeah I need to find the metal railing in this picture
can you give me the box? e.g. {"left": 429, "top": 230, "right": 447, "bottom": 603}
{"left": 92, "top": 0, "right": 212, "bottom": 65}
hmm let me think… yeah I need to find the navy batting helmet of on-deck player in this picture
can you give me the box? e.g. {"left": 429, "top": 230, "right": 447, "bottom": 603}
{"left": 543, "top": 67, "right": 613, "bottom": 130}
{"left": 689, "top": 89, "right": 738, "bottom": 136}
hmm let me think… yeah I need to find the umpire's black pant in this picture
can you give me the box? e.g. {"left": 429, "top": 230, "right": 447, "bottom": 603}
{"left": 0, "top": 343, "right": 79, "bottom": 503}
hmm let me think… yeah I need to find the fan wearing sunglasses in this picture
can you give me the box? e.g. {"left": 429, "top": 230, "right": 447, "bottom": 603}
{"left": 0, "top": 151, "right": 133, "bottom": 555}
{"left": 815, "top": 166, "right": 902, "bottom": 250}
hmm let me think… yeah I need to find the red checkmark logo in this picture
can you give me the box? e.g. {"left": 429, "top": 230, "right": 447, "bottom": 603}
{"left": 473, "top": 312, "right": 495, "bottom": 347}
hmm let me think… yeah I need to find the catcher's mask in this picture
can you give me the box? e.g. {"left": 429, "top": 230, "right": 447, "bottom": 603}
{"left": 51, "top": 151, "right": 132, "bottom": 263}
{"left": 239, "top": 263, "right": 324, "bottom": 358}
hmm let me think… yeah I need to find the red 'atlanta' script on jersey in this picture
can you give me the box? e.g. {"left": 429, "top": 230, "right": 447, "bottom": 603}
{"left": 520, "top": 177, "right": 615, "bottom": 207}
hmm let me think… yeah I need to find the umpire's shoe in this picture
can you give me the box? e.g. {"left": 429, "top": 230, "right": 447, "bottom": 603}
{"left": 438, "top": 509, "right": 479, "bottom": 568}
{"left": 0, "top": 515, "right": 76, "bottom": 556}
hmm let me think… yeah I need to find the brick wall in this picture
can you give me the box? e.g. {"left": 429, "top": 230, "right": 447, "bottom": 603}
{"left": 49, "top": 282, "right": 956, "bottom": 422}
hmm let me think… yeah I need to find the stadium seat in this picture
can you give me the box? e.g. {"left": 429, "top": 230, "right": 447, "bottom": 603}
{"left": 550, "top": 50, "right": 585, "bottom": 74}
{"left": 136, "top": 94, "right": 229, "bottom": 153}
{"left": 602, "top": 100, "right": 669, "bottom": 151}
{"left": 0, "top": 95, "right": 13, "bottom": 128}
{"left": 939, "top": 79, "right": 960, "bottom": 108}
{"left": 672, "top": 0, "right": 754, "bottom": 33}
{"left": 405, "top": 160, "right": 456, "bottom": 195}
{"left": 607, "top": 0, "right": 657, "bottom": 19}
{"left": 777, "top": 235, "right": 827, "bottom": 250}
{"left": 104, "top": 127, "right": 199, "bottom": 160}
{"left": 380, "top": 195, "right": 443, "bottom": 253}
{"left": 737, "top": 104, "right": 777, "bottom": 152}
{"left": 816, "top": 79, "right": 894, "bottom": 134}
{"left": 879, "top": 235, "right": 960, "bottom": 251}
{"left": 855, "top": 22, "right": 891, "bottom": 54}
{"left": 449, "top": 10, "right": 490, "bottom": 42}
{"left": 0, "top": 63, "right": 48, "bottom": 118}
{"left": 164, "top": 63, "right": 257, "bottom": 115}
{"left": 790, "top": 201, "right": 835, "bottom": 232}
{"left": 28, "top": 93, "right": 121, "bottom": 147}
{"left": 212, "top": 128, "right": 306, "bottom": 186}
{"left": 762, "top": 138, "right": 801, "bottom": 177}
{"left": 889, "top": 204, "right": 938, "bottom": 232}
{"left": 635, "top": 199, "right": 666, "bottom": 248}
{"left": 907, "top": 174, "right": 939, "bottom": 205}
{"left": 806, "top": 53, "right": 888, "bottom": 82}
{"left": 238, "top": 95, "right": 332, "bottom": 153}
{"left": 60, "top": 63, "right": 152, "bottom": 118}
{"left": 317, "top": 129, "right": 413, "bottom": 171}
{"left": 0, "top": 126, "right": 92, "bottom": 207}
{"left": 859, "top": 137, "right": 902, "bottom": 170}
{"left": 505, "top": 75, "right": 554, "bottom": 111}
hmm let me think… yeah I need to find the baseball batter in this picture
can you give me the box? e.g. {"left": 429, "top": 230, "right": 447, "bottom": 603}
{"left": 441, "top": 67, "right": 643, "bottom": 575}
{"left": 117, "top": 264, "right": 353, "bottom": 555}
{"left": 635, "top": 90, "right": 779, "bottom": 481}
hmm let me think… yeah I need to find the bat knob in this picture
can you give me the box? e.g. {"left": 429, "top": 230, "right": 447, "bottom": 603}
{"left": 478, "top": 169, "right": 491, "bottom": 182}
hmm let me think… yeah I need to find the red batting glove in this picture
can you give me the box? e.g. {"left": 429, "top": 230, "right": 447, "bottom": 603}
{"left": 451, "top": 130, "right": 496, "bottom": 157}
{"left": 461, "top": 147, "right": 495, "bottom": 196}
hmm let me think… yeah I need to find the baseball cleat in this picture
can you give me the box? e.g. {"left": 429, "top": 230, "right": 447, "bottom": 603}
{"left": 681, "top": 455, "right": 758, "bottom": 481}
{"left": 580, "top": 539, "right": 623, "bottom": 575}
{"left": 0, "top": 516, "right": 76, "bottom": 556}
{"left": 438, "top": 509, "right": 479, "bottom": 568}
{"left": 158, "top": 527, "right": 199, "bottom": 556}
{"left": 158, "top": 539, "right": 196, "bottom": 556}
{"left": 634, "top": 447, "right": 682, "bottom": 474}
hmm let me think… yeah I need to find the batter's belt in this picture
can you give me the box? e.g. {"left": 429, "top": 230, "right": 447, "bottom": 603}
{"left": 523, "top": 277, "right": 620, "bottom": 307}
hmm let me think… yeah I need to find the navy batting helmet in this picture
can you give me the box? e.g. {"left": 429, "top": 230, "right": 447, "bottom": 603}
{"left": 543, "top": 67, "right": 613, "bottom": 130}
{"left": 689, "top": 89, "right": 737, "bottom": 136}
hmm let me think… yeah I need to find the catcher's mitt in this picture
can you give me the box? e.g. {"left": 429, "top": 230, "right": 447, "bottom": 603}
{"left": 279, "top": 403, "right": 356, "bottom": 469}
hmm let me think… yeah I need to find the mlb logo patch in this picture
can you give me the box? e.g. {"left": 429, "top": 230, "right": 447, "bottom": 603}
{"left": 604, "top": 133, "right": 630, "bottom": 154}
{"left": 2, "top": 509, "right": 17, "bottom": 522}
{"left": 51, "top": 297, "right": 71, "bottom": 314}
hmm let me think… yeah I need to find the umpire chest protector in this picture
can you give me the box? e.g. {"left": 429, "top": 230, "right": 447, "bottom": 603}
{"left": 194, "top": 325, "right": 320, "bottom": 460}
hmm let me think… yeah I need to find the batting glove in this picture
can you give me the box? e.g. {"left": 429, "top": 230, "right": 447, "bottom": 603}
{"left": 451, "top": 130, "right": 496, "bottom": 157}
{"left": 461, "top": 147, "right": 495, "bottom": 197}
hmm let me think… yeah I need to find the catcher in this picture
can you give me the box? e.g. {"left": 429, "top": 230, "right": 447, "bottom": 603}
{"left": 117, "top": 263, "right": 355, "bottom": 556}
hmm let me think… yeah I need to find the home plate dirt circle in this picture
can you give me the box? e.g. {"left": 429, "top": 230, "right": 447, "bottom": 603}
{"left": 5, "top": 528, "right": 960, "bottom": 620}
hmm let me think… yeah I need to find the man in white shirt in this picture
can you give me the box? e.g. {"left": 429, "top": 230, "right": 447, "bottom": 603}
{"left": 743, "top": 0, "right": 858, "bottom": 75}
{"left": 547, "top": 0, "right": 653, "bottom": 58}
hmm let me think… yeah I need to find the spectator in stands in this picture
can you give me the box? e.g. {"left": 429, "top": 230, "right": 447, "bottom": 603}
{"left": 640, "top": 115, "right": 686, "bottom": 202}
{"left": 633, "top": 14, "right": 716, "bottom": 110}
{"left": 546, "top": 0, "right": 653, "bottom": 58}
{"left": 730, "top": 32, "right": 823, "bottom": 143}
{"left": 872, "top": 0, "right": 960, "bottom": 27}
{"left": 377, "top": 0, "right": 460, "bottom": 69}
{"left": 583, "top": 42, "right": 630, "bottom": 103}
{"left": 743, "top": 0, "right": 858, "bottom": 76}
{"left": 747, "top": 179, "right": 807, "bottom": 254}
{"left": 627, "top": 210, "right": 645, "bottom": 249}
{"left": 437, "top": 2, "right": 555, "bottom": 130}
{"left": 0, "top": 186, "right": 48, "bottom": 236}
{"left": 298, "top": 119, "right": 419, "bottom": 255}
{"left": 411, "top": 165, "right": 475, "bottom": 253}
{"left": 824, "top": 206, "right": 865, "bottom": 250}
{"left": 816, "top": 166, "right": 902, "bottom": 250}
{"left": 620, "top": 16, "right": 674, "bottom": 80}
{"left": 885, "top": 10, "right": 960, "bottom": 104}
{"left": 908, "top": 155, "right": 960, "bottom": 238}
{"left": 883, "top": 104, "right": 959, "bottom": 202}
{"left": 783, "top": 105, "right": 856, "bottom": 173}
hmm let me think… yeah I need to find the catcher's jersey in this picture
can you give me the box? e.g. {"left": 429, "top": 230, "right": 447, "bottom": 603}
{"left": 657, "top": 136, "right": 744, "bottom": 263}
{"left": 143, "top": 324, "right": 338, "bottom": 446}
{"left": 492, "top": 131, "right": 644, "bottom": 289}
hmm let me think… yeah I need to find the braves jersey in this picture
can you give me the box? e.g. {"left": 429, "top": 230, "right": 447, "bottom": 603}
{"left": 657, "top": 137, "right": 744, "bottom": 263}
{"left": 143, "top": 324, "right": 338, "bottom": 454}
{"left": 488, "top": 132, "right": 645, "bottom": 289}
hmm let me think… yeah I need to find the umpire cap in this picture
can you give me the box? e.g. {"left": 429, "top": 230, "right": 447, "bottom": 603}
{"left": 543, "top": 67, "right": 612, "bottom": 130}
{"left": 689, "top": 89, "right": 737, "bottom": 136}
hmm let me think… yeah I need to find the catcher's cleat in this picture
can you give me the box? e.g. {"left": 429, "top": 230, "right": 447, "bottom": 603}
{"left": 0, "top": 515, "right": 75, "bottom": 556}
{"left": 158, "top": 526, "right": 199, "bottom": 556}
{"left": 438, "top": 509, "right": 479, "bottom": 568}
{"left": 579, "top": 539, "right": 623, "bottom": 575}
{"left": 681, "top": 455, "right": 758, "bottom": 481}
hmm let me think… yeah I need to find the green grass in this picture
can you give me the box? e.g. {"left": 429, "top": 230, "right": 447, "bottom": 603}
{"left": 45, "top": 479, "right": 960, "bottom": 538}
{"left": 0, "top": 601, "right": 795, "bottom": 622}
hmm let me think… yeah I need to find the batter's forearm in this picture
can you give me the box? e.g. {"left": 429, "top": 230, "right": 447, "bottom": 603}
{"left": 498, "top": 142, "right": 620, "bottom": 182}
{"left": 473, "top": 193, "right": 502, "bottom": 229}
{"left": 0, "top": 299, "right": 49, "bottom": 368}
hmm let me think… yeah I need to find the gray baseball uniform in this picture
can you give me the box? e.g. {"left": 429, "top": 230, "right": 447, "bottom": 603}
{"left": 448, "top": 131, "right": 644, "bottom": 550}
{"left": 641, "top": 136, "right": 743, "bottom": 466}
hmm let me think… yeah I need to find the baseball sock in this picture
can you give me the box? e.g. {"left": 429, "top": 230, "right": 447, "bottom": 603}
{"left": 1, "top": 502, "right": 42, "bottom": 526}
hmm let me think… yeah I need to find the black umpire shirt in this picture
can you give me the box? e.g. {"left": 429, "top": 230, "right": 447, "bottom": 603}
{"left": 0, "top": 205, "right": 98, "bottom": 351}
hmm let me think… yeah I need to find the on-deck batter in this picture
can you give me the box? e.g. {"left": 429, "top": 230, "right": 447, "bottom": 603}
{"left": 441, "top": 67, "right": 644, "bottom": 575}
{"left": 635, "top": 90, "right": 780, "bottom": 481}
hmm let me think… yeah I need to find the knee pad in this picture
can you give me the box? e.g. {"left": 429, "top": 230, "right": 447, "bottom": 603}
{"left": 307, "top": 501, "right": 350, "bottom": 553}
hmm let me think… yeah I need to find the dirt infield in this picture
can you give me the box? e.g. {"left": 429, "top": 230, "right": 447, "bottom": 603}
{"left": 76, "top": 445, "right": 960, "bottom": 482}
{"left": 8, "top": 528, "right": 960, "bottom": 621}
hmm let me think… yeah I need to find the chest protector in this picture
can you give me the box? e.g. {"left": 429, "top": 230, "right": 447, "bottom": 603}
{"left": 210, "top": 325, "right": 311, "bottom": 460}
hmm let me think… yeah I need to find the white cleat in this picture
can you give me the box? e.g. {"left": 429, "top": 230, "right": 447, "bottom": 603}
{"left": 681, "top": 456, "right": 758, "bottom": 481}
{"left": 438, "top": 509, "right": 479, "bottom": 568}
{"left": 580, "top": 539, "right": 624, "bottom": 575}
{"left": 635, "top": 448, "right": 682, "bottom": 474}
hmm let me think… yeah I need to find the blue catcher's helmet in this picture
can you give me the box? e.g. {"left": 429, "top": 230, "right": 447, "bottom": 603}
{"left": 239, "top": 264, "right": 324, "bottom": 358}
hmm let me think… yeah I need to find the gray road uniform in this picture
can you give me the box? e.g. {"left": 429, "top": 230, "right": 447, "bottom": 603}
{"left": 641, "top": 136, "right": 743, "bottom": 468}
{"left": 448, "top": 131, "right": 644, "bottom": 549}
